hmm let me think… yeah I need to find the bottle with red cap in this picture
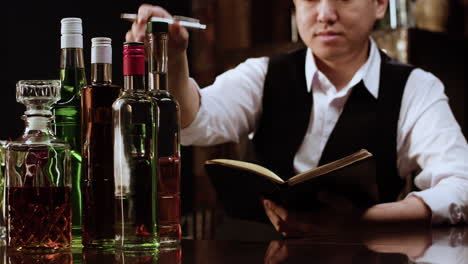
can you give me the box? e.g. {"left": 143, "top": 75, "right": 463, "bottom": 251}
{"left": 112, "top": 42, "right": 159, "bottom": 250}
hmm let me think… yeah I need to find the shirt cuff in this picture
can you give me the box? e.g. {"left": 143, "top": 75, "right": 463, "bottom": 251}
{"left": 408, "top": 182, "right": 466, "bottom": 225}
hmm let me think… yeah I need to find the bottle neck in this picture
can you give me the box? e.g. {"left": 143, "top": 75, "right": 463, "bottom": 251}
{"left": 124, "top": 75, "right": 146, "bottom": 92}
{"left": 148, "top": 32, "right": 168, "bottom": 91}
{"left": 23, "top": 116, "right": 55, "bottom": 137}
{"left": 60, "top": 48, "right": 85, "bottom": 69}
{"left": 91, "top": 63, "right": 112, "bottom": 84}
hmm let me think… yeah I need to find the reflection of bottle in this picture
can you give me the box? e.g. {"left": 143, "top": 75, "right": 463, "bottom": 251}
{"left": 82, "top": 247, "right": 116, "bottom": 264}
{"left": 159, "top": 247, "right": 182, "bottom": 264}
{"left": 114, "top": 247, "right": 182, "bottom": 264}
{"left": 113, "top": 42, "right": 158, "bottom": 250}
{"left": 6, "top": 80, "right": 71, "bottom": 250}
{"left": 81, "top": 37, "right": 121, "bottom": 247}
{"left": 8, "top": 251, "right": 72, "bottom": 264}
{"left": 115, "top": 251, "right": 158, "bottom": 264}
{"left": 147, "top": 21, "right": 182, "bottom": 246}
{"left": 55, "top": 17, "right": 87, "bottom": 239}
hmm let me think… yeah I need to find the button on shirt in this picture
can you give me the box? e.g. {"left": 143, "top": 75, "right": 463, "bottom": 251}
{"left": 181, "top": 39, "right": 468, "bottom": 225}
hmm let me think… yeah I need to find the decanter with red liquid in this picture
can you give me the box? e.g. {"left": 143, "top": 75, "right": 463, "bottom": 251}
{"left": 5, "top": 80, "right": 72, "bottom": 250}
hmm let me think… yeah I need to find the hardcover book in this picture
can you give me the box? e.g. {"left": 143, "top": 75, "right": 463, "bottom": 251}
{"left": 205, "top": 149, "right": 378, "bottom": 222}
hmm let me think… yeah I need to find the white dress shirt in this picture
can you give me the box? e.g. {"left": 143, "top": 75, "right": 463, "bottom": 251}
{"left": 181, "top": 39, "right": 468, "bottom": 225}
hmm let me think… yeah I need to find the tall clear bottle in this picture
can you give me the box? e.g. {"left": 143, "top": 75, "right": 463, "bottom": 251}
{"left": 147, "top": 21, "right": 181, "bottom": 246}
{"left": 81, "top": 37, "right": 121, "bottom": 247}
{"left": 6, "top": 80, "right": 71, "bottom": 249}
{"left": 113, "top": 42, "right": 158, "bottom": 250}
{"left": 55, "top": 17, "right": 87, "bottom": 239}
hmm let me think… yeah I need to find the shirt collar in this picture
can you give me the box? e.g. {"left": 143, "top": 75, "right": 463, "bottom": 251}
{"left": 305, "top": 38, "right": 381, "bottom": 98}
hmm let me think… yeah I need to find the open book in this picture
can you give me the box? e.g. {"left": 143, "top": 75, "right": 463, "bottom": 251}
{"left": 205, "top": 149, "right": 378, "bottom": 222}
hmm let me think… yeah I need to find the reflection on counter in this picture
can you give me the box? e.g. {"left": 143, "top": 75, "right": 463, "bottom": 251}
{"left": 264, "top": 226, "right": 468, "bottom": 264}
{"left": 0, "top": 227, "right": 466, "bottom": 263}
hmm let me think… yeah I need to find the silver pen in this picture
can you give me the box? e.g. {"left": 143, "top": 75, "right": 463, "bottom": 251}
{"left": 121, "top": 13, "right": 207, "bottom": 30}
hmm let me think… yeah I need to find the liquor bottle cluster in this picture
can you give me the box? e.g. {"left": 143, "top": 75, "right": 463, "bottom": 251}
{"left": 4, "top": 17, "right": 182, "bottom": 251}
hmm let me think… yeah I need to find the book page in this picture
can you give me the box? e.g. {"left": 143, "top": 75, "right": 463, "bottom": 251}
{"left": 287, "top": 149, "right": 372, "bottom": 186}
{"left": 205, "top": 159, "right": 285, "bottom": 184}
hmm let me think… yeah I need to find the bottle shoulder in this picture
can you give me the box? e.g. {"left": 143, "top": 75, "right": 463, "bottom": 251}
{"left": 83, "top": 83, "right": 121, "bottom": 90}
{"left": 149, "top": 91, "right": 179, "bottom": 105}
{"left": 7, "top": 139, "right": 70, "bottom": 151}
{"left": 112, "top": 93, "right": 153, "bottom": 108}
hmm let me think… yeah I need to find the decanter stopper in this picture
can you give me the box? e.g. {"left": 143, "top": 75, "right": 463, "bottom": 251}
{"left": 16, "top": 80, "right": 61, "bottom": 116}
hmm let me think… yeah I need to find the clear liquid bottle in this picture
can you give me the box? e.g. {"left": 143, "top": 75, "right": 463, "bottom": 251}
{"left": 113, "top": 42, "right": 159, "bottom": 250}
{"left": 6, "top": 80, "right": 71, "bottom": 250}
{"left": 54, "top": 17, "right": 87, "bottom": 239}
{"left": 81, "top": 37, "right": 121, "bottom": 248}
{"left": 147, "top": 21, "right": 182, "bottom": 246}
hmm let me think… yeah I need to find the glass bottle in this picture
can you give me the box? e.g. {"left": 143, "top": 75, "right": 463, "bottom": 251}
{"left": 147, "top": 21, "right": 182, "bottom": 246}
{"left": 54, "top": 17, "right": 87, "bottom": 239}
{"left": 81, "top": 37, "right": 121, "bottom": 247}
{"left": 6, "top": 80, "right": 71, "bottom": 250}
{"left": 113, "top": 42, "right": 158, "bottom": 250}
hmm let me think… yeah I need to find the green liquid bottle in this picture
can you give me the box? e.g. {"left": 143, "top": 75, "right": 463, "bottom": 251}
{"left": 54, "top": 17, "right": 87, "bottom": 243}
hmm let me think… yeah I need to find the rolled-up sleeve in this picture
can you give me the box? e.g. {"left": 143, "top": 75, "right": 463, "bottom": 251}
{"left": 397, "top": 69, "right": 468, "bottom": 224}
{"left": 181, "top": 57, "right": 269, "bottom": 146}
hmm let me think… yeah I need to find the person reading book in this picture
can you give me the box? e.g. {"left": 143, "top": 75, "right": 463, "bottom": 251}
{"left": 126, "top": 0, "right": 468, "bottom": 236}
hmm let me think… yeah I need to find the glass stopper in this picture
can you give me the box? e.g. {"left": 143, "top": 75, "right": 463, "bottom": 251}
{"left": 16, "top": 80, "right": 61, "bottom": 116}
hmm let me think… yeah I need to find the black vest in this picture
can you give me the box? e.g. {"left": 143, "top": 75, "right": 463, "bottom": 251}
{"left": 252, "top": 49, "right": 415, "bottom": 203}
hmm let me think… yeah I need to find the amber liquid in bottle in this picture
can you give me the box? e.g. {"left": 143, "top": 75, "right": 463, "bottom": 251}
{"left": 81, "top": 37, "right": 121, "bottom": 247}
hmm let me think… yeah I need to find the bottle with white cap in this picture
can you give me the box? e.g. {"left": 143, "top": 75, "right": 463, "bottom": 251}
{"left": 54, "top": 17, "right": 87, "bottom": 242}
{"left": 81, "top": 37, "right": 121, "bottom": 248}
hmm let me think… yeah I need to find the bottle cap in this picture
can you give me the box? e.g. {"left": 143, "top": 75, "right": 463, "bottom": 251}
{"left": 123, "top": 42, "right": 145, "bottom": 76}
{"left": 91, "top": 37, "right": 112, "bottom": 64}
{"left": 147, "top": 21, "right": 169, "bottom": 33}
{"left": 61, "top": 17, "right": 83, "bottom": 49}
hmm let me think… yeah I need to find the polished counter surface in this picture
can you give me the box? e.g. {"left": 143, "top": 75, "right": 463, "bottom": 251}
{"left": 1, "top": 226, "right": 467, "bottom": 263}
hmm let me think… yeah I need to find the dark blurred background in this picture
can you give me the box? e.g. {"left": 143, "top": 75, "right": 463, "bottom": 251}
{"left": 3, "top": 0, "right": 191, "bottom": 140}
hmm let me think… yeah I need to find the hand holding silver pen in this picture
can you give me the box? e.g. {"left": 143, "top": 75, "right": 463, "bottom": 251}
{"left": 124, "top": 5, "right": 190, "bottom": 53}
{"left": 121, "top": 13, "right": 206, "bottom": 30}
